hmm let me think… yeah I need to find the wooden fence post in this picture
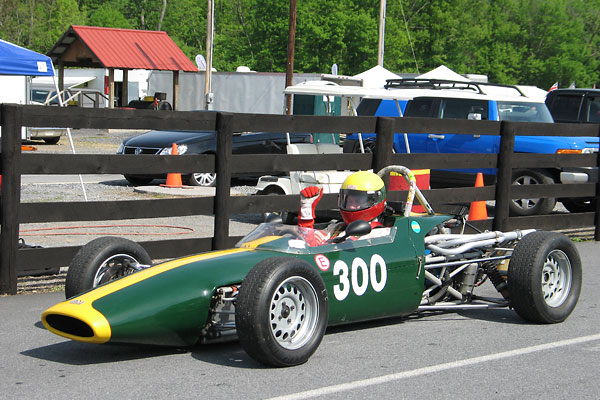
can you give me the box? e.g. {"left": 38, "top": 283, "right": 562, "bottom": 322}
{"left": 493, "top": 121, "right": 515, "bottom": 232}
{"left": 0, "top": 105, "right": 22, "bottom": 295}
{"left": 213, "top": 112, "right": 233, "bottom": 250}
{"left": 595, "top": 124, "right": 600, "bottom": 241}
{"left": 372, "top": 117, "right": 395, "bottom": 175}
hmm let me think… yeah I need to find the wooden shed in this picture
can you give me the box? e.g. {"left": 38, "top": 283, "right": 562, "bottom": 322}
{"left": 47, "top": 25, "right": 198, "bottom": 109}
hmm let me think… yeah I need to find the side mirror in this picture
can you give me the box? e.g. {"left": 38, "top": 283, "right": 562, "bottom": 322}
{"left": 333, "top": 220, "right": 372, "bottom": 243}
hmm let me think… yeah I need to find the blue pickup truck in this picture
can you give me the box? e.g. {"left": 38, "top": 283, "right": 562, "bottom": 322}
{"left": 343, "top": 79, "right": 599, "bottom": 216}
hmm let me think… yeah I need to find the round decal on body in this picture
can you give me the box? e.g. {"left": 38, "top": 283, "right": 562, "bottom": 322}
{"left": 314, "top": 254, "right": 330, "bottom": 271}
{"left": 411, "top": 220, "right": 421, "bottom": 233}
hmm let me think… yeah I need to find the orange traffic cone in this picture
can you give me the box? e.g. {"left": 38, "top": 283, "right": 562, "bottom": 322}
{"left": 160, "top": 143, "right": 184, "bottom": 188}
{"left": 468, "top": 172, "right": 488, "bottom": 220}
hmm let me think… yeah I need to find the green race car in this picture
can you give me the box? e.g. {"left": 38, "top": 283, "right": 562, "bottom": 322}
{"left": 42, "top": 166, "right": 582, "bottom": 367}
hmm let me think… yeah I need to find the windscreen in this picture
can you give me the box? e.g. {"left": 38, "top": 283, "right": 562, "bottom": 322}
{"left": 497, "top": 101, "right": 554, "bottom": 122}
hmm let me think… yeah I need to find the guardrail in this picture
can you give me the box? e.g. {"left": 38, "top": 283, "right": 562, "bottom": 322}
{"left": 1, "top": 104, "right": 599, "bottom": 294}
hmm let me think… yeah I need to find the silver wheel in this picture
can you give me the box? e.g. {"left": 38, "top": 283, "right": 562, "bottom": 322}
{"left": 66, "top": 237, "right": 152, "bottom": 299}
{"left": 541, "top": 249, "right": 572, "bottom": 307}
{"left": 93, "top": 253, "right": 140, "bottom": 287}
{"left": 510, "top": 169, "right": 556, "bottom": 216}
{"left": 189, "top": 172, "right": 216, "bottom": 187}
{"left": 508, "top": 231, "right": 582, "bottom": 323}
{"left": 512, "top": 174, "right": 542, "bottom": 211}
{"left": 269, "top": 276, "right": 319, "bottom": 350}
{"left": 236, "top": 257, "right": 328, "bottom": 366}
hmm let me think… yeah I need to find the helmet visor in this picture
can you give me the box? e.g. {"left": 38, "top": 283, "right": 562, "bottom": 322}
{"left": 339, "top": 188, "right": 384, "bottom": 212}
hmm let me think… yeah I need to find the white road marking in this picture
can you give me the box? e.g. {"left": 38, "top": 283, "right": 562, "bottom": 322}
{"left": 268, "top": 333, "right": 600, "bottom": 400}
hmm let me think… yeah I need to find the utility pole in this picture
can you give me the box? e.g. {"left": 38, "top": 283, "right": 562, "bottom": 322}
{"left": 378, "top": 0, "right": 386, "bottom": 66}
{"left": 285, "top": 0, "right": 297, "bottom": 115}
{"left": 204, "top": 0, "right": 214, "bottom": 110}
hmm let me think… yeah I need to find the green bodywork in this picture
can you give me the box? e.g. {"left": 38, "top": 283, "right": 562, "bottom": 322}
{"left": 48, "top": 214, "right": 451, "bottom": 347}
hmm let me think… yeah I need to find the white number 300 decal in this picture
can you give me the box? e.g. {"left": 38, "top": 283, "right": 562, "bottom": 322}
{"left": 333, "top": 254, "right": 387, "bottom": 301}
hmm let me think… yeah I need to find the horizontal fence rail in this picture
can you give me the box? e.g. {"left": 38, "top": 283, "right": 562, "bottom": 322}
{"left": 1, "top": 104, "right": 599, "bottom": 294}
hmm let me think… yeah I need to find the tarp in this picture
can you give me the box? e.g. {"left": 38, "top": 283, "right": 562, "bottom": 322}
{"left": 416, "top": 65, "right": 469, "bottom": 82}
{"left": 353, "top": 65, "right": 401, "bottom": 88}
{"left": 0, "top": 39, "right": 54, "bottom": 76}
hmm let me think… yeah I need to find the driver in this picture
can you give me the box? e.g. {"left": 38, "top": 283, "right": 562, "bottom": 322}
{"left": 298, "top": 171, "right": 387, "bottom": 246}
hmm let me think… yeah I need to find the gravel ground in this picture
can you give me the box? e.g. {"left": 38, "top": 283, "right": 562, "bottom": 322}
{"left": 20, "top": 129, "right": 262, "bottom": 248}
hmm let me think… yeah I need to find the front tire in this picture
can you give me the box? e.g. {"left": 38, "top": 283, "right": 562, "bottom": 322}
{"left": 235, "top": 257, "right": 328, "bottom": 367}
{"left": 508, "top": 231, "right": 582, "bottom": 323}
{"left": 65, "top": 237, "right": 152, "bottom": 298}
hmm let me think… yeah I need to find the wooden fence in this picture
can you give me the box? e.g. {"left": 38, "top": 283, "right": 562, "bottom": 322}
{"left": 1, "top": 104, "right": 599, "bottom": 294}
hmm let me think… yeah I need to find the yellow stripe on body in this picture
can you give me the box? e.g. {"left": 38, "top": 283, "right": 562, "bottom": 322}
{"left": 42, "top": 248, "right": 250, "bottom": 343}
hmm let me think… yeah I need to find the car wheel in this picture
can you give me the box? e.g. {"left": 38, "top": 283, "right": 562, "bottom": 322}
{"left": 235, "top": 257, "right": 328, "bottom": 367}
{"left": 509, "top": 169, "right": 556, "bottom": 216}
{"left": 187, "top": 172, "right": 217, "bottom": 187}
{"left": 65, "top": 237, "right": 152, "bottom": 299}
{"left": 508, "top": 231, "right": 582, "bottom": 323}
{"left": 258, "top": 186, "right": 297, "bottom": 224}
{"left": 124, "top": 175, "right": 154, "bottom": 186}
{"left": 43, "top": 137, "right": 60, "bottom": 145}
{"left": 560, "top": 198, "right": 596, "bottom": 213}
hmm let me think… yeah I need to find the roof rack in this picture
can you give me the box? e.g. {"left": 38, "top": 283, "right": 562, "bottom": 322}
{"left": 384, "top": 78, "right": 526, "bottom": 97}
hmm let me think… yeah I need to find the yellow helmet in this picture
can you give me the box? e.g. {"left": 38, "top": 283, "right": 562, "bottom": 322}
{"left": 339, "top": 171, "right": 386, "bottom": 224}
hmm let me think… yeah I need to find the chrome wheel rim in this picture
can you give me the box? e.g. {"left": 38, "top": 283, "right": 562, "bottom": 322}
{"left": 541, "top": 249, "right": 572, "bottom": 307}
{"left": 512, "top": 175, "right": 541, "bottom": 211}
{"left": 93, "top": 254, "right": 139, "bottom": 287}
{"left": 192, "top": 172, "right": 216, "bottom": 186}
{"left": 269, "top": 276, "right": 319, "bottom": 350}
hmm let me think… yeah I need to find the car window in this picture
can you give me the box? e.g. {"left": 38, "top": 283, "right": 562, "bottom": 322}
{"left": 497, "top": 101, "right": 553, "bottom": 122}
{"left": 548, "top": 94, "right": 583, "bottom": 122}
{"left": 356, "top": 99, "right": 382, "bottom": 116}
{"left": 404, "top": 98, "right": 438, "bottom": 118}
{"left": 584, "top": 96, "right": 600, "bottom": 123}
{"left": 440, "top": 99, "right": 488, "bottom": 120}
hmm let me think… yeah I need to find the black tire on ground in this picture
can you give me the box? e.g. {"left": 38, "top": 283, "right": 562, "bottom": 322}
{"left": 124, "top": 175, "right": 154, "bottom": 186}
{"left": 65, "top": 237, "right": 152, "bottom": 299}
{"left": 509, "top": 169, "right": 556, "bottom": 216}
{"left": 235, "top": 257, "right": 328, "bottom": 367}
{"left": 508, "top": 231, "right": 582, "bottom": 323}
{"left": 560, "top": 197, "right": 596, "bottom": 213}
{"left": 43, "top": 137, "right": 60, "bottom": 145}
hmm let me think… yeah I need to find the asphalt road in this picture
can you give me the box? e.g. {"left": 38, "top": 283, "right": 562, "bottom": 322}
{"left": 1, "top": 241, "right": 599, "bottom": 400}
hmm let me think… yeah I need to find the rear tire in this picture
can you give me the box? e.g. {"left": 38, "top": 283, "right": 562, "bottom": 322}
{"left": 509, "top": 169, "right": 556, "bottom": 216}
{"left": 65, "top": 237, "right": 151, "bottom": 298}
{"left": 508, "top": 231, "right": 582, "bottom": 323}
{"left": 560, "top": 198, "right": 596, "bottom": 213}
{"left": 235, "top": 257, "right": 328, "bottom": 367}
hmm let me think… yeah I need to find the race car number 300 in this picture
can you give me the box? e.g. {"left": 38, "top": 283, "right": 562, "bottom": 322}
{"left": 333, "top": 254, "right": 387, "bottom": 301}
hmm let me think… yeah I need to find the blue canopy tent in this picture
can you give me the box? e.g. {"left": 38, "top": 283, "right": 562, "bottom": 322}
{"left": 0, "top": 39, "right": 87, "bottom": 199}
{"left": 0, "top": 39, "right": 54, "bottom": 76}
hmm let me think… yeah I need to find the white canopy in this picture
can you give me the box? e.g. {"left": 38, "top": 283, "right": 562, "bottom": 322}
{"left": 416, "top": 65, "right": 470, "bottom": 82}
{"left": 352, "top": 65, "right": 401, "bottom": 88}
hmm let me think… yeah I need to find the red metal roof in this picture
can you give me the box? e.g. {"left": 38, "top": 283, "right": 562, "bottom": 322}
{"left": 48, "top": 25, "right": 197, "bottom": 72}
